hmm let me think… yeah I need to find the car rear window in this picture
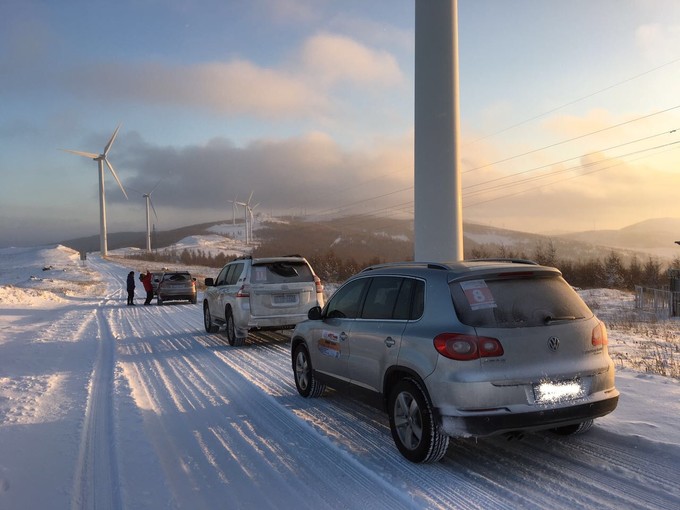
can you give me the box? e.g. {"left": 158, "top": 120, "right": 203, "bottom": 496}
{"left": 251, "top": 261, "right": 314, "bottom": 284}
{"left": 450, "top": 274, "right": 593, "bottom": 328}
{"left": 164, "top": 273, "right": 192, "bottom": 282}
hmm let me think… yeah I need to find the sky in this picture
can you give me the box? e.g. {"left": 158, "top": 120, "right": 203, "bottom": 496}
{"left": 2, "top": 0, "right": 680, "bottom": 248}
{"left": 0, "top": 243, "right": 678, "bottom": 508}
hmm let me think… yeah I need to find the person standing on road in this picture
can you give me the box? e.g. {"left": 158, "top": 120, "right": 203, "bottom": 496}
{"left": 126, "top": 271, "right": 136, "bottom": 305}
{"left": 141, "top": 270, "right": 154, "bottom": 305}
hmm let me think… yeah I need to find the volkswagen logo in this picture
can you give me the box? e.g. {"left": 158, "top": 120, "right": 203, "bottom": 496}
{"left": 548, "top": 336, "right": 560, "bottom": 351}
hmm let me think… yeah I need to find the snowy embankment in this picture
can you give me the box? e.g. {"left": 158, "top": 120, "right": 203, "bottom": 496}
{"left": 0, "top": 245, "right": 679, "bottom": 510}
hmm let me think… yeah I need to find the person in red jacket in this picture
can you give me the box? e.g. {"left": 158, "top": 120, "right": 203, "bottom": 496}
{"left": 141, "top": 270, "right": 154, "bottom": 305}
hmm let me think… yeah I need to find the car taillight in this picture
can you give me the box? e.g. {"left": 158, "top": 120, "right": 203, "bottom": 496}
{"left": 236, "top": 285, "right": 250, "bottom": 298}
{"left": 434, "top": 333, "right": 504, "bottom": 361}
{"left": 592, "top": 321, "right": 608, "bottom": 346}
{"left": 314, "top": 275, "right": 324, "bottom": 293}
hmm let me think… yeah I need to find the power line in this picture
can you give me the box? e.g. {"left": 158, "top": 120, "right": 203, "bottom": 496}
{"left": 467, "top": 55, "right": 680, "bottom": 145}
{"left": 465, "top": 104, "right": 680, "bottom": 173}
{"left": 464, "top": 128, "right": 679, "bottom": 193}
{"left": 464, "top": 141, "right": 680, "bottom": 208}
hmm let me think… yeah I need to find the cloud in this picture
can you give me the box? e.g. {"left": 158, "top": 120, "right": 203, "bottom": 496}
{"left": 112, "top": 130, "right": 414, "bottom": 220}
{"left": 63, "top": 59, "right": 328, "bottom": 119}
{"left": 636, "top": 23, "right": 680, "bottom": 63}
{"left": 299, "top": 32, "right": 404, "bottom": 87}
{"left": 56, "top": 31, "right": 405, "bottom": 122}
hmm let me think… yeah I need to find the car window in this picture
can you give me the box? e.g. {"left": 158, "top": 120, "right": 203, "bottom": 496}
{"left": 361, "top": 277, "right": 403, "bottom": 320}
{"left": 227, "top": 263, "right": 244, "bottom": 285}
{"left": 324, "top": 278, "right": 369, "bottom": 319}
{"left": 164, "top": 273, "right": 191, "bottom": 282}
{"left": 450, "top": 274, "right": 593, "bottom": 328}
{"left": 215, "top": 265, "right": 230, "bottom": 286}
{"left": 393, "top": 278, "right": 425, "bottom": 320}
{"left": 251, "top": 261, "right": 313, "bottom": 284}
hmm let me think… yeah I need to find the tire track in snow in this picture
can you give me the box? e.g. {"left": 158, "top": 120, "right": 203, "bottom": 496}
{"left": 70, "top": 308, "right": 121, "bottom": 510}
{"left": 111, "top": 302, "right": 418, "bottom": 509}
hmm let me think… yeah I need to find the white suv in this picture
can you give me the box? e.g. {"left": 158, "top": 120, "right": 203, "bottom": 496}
{"left": 203, "top": 255, "right": 324, "bottom": 346}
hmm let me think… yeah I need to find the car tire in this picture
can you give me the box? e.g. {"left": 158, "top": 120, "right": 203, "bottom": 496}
{"left": 388, "top": 378, "right": 449, "bottom": 463}
{"left": 293, "top": 343, "right": 325, "bottom": 398}
{"left": 551, "top": 419, "right": 594, "bottom": 436}
{"left": 157, "top": 296, "right": 163, "bottom": 306}
{"left": 204, "top": 303, "right": 218, "bottom": 333}
{"left": 225, "top": 308, "right": 245, "bottom": 347}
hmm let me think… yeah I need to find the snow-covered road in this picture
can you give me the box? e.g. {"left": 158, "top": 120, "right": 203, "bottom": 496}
{"left": 1, "top": 251, "right": 679, "bottom": 509}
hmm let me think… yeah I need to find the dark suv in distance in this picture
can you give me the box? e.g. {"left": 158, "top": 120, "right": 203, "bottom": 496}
{"left": 290, "top": 260, "right": 619, "bottom": 463}
{"left": 156, "top": 271, "right": 197, "bottom": 305}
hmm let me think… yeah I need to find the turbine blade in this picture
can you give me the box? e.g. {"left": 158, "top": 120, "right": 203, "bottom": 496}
{"left": 150, "top": 178, "right": 163, "bottom": 194}
{"left": 103, "top": 124, "right": 121, "bottom": 156}
{"left": 149, "top": 197, "right": 159, "bottom": 221}
{"left": 61, "top": 149, "right": 99, "bottom": 159}
{"left": 105, "top": 158, "right": 128, "bottom": 199}
{"left": 247, "top": 191, "right": 254, "bottom": 205}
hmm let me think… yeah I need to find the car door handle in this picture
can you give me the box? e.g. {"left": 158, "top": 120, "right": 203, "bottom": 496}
{"left": 339, "top": 332, "right": 348, "bottom": 342}
{"left": 384, "top": 336, "right": 396, "bottom": 347}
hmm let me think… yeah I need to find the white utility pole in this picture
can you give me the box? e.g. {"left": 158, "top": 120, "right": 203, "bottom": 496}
{"left": 414, "top": 0, "right": 463, "bottom": 262}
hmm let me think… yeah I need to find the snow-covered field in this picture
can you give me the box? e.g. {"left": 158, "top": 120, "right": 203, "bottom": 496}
{"left": 0, "top": 244, "right": 679, "bottom": 510}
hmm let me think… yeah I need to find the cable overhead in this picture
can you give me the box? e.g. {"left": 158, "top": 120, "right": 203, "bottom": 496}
{"left": 464, "top": 141, "right": 680, "bottom": 207}
{"left": 464, "top": 127, "right": 680, "bottom": 191}
{"left": 468, "top": 55, "right": 680, "bottom": 145}
{"left": 465, "top": 104, "right": 680, "bottom": 173}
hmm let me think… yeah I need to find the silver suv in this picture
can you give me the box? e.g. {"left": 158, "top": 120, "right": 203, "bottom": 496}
{"left": 203, "top": 255, "right": 324, "bottom": 346}
{"left": 290, "top": 260, "right": 619, "bottom": 463}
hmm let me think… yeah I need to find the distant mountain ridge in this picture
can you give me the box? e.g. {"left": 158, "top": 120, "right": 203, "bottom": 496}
{"left": 557, "top": 217, "right": 680, "bottom": 260}
{"left": 61, "top": 216, "right": 680, "bottom": 264}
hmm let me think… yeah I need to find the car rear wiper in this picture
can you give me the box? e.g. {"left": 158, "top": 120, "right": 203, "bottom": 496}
{"left": 544, "top": 315, "right": 584, "bottom": 324}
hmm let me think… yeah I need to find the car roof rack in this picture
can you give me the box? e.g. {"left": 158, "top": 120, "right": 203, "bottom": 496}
{"left": 361, "top": 261, "right": 450, "bottom": 272}
{"left": 466, "top": 258, "right": 539, "bottom": 265}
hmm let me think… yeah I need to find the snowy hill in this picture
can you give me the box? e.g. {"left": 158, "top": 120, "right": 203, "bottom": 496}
{"left": 62, "top": 215, "right": 680, "bottom": 269}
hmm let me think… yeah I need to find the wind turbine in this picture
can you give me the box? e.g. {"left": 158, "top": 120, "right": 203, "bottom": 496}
{"left": 228, "top": 195, "right": 239, "bottom": 225}
{"left": 143, "top": 190, "right": 159, "bottom": 252}
{"left": 234, "top": 199, "right": 249, "bottom": 243}
{"left": 130, "top": 180, "right": 162, "bottom": 252}
{"left": 62, "top": 125, "right": 128, "bottom": 257}
{"left": 246, "top": 193, "right": 259, "bottom": 244}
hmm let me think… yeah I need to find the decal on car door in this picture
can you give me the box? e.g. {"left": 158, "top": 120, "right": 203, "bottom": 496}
{"left": 318, "top": 330, "right": 341, "bottom": 358}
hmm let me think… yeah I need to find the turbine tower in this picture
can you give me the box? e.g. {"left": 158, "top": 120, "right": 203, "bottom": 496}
{"left": 246, "top": 197, "right": 259, "bottom": 244}
{"left": 234, "top": 199, "right": 249, "bottom": 243}
{"left": 129, "top": 180, "right": 162, "bottom": 252}
{"left": 236, "top": 191, "right": 258, "bottom": 244}
{"left": 228, "top": 195, "right": 239, "bottom": 225}
{"left": 62, "top": 125, "right": 128, "bottom": 257}
{"left": 143, "top": 191, "right": 158, "bottom": 252}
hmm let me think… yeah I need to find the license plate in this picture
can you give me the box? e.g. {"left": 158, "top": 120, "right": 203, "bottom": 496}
{"left": 273, "top": 293, "right": 298, "bottom": 305}
{"left": 533, "top": 380, "right": 584, "bottom": 404}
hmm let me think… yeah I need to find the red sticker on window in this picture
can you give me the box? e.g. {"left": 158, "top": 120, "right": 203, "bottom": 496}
{"left": 460, "top": 280, "right": 497, "bottom": 310}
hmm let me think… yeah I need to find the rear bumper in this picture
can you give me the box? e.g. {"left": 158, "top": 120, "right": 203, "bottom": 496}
{"left": 158, "top": 291, "right": 196, "bottom": 301}
{"left": 246, "top": 313, "right": 308, "bottom": 329}
{"left": 438, "top": 393, "right": 619, "bottom": 437}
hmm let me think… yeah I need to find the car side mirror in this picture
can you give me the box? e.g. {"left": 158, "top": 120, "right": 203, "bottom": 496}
{"left": 205, "top": 277, "right": 214, "bottom": 287}
{"left": 308, "top": 306, "right": 322, "bottom": 320}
